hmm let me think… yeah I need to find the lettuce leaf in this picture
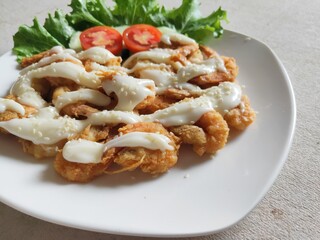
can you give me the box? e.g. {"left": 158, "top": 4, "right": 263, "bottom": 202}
{"left": 112, "top": 0, "right": 164, "bottom": 26}
{"left": 86, "top": 0, "right": 119, "bottom": 26}
{"left": 44, "top": 10, "right": 75, "bottom": 46}
{"left": 12, "top": 0, "right": 228, "bottom": 62}
{"left": 13, "top": 18, "right": 62, "bottom": 62}
{"left": 67, "top": 0, "right": 104, "bottom": 29}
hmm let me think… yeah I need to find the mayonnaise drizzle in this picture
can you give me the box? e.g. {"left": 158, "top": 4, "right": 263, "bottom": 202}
{"left": 161, "top": 31, "right": 196, "bottom": 45}
{"left": 62, "top": 132, "right": 174, "bottom": 164}
{"left": 53, "top": 89, "right": 111, "bottom": 111}
{"left": 142, "top": 82, "right": 242, "bottom": 126}
{"left": 0, "top": 98, "right": 25, "bottom": 115}
{"left": 77, "top": 47, "right": 120, "bottom": 64}
{"left": 122, "top": 48, "right": 174, "bottom": 68}
{"left": 102, "top": 75, "right": 155, "bottom": 111}
{"left": 0, "top": 107, "right": 86, "bottom": 144}
{"left": 1, "top": 44, "right": 243, "bottom": 157}
{"left": 20, "top": 52, "right": 81, "bottom": 75}
{"left": 11, "top": 61, "right": 101, "bottom": 108}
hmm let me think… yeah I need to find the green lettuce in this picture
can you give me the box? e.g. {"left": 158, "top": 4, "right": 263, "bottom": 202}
{"left": 13, "top": 0, "right": 228, "bottom": 62}
{"left": 13, "top": 18, "right": 62, "bottom": 62}
{"left": 44, "top": 10, "right": 75, "bottom": 46}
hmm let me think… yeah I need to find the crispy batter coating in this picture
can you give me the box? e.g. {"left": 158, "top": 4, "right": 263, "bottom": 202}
{"left": 169, "top": 125, "right": 207, "bottom": 156}
{"left": 21, "top": 51, "right": 53, "bottom": 68}
{"left": 0, "top": 95, "right": 37, "bottom": 134}
{"left": 54, "top": 125, "right": 115, "bottom": 182}
{"left": 138, "top": 95, "right": 176, "bottom": 114}
{"left": 189, "top": 57, "right": 238, "bottom": 88}
{"left": 19, "top": 139, "right": 66, "bottom": 159}
{"left": 54, "top": 149, "right": 115, "bottom": 182}
{"left": 60, "top": 102, "right": 99, "bottom": 118}
{"left": 224, "top": 95, "right": 256, "bottom": 130}
{"left": 83, "top": 58, "right": 121, "bottom": 72}
{"left": 111, "top": 122, "right": 181, "bottom": 174}
{"left": 193, "top": 110, "right": 230, "bottom": 156}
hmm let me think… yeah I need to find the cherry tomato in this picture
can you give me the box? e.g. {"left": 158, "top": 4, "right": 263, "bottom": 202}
{"left": 80, "top": 26, "right": 123, "bottom": 55}
{"left": 123, "top": 24, "right": 162, "bottom": 52}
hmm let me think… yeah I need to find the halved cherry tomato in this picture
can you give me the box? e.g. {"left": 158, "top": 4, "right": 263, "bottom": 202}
{"left": 80, "top": 26, "right": 123, "bottom": 55}
{"left": 123, "top": 24, "right": 162, "bottom": 53}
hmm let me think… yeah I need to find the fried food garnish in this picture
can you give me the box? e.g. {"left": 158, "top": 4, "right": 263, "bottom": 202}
{"left": 224, "top": 95, "right": 256, "bottom": 130}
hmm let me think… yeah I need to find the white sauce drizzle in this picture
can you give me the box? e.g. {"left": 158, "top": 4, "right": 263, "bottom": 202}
{"left": 1, "top": 44, "right": 243, "bottom": 158}
{"left": 77, "top": 47, "right": 120, "bottom": 64}
{"left": 85, "top": 110, "right": 142, "bottom": 125}
{"left": 161, "top": 31, "right": 196, "bottom": 45}
{"left": 0, "top": 107, "right": 86, "bottom": 144}
{"left": 142, "top": 82, "right": 242, "bottom": 126}
{"left": 20, "top": 52, "right": 81, "bottom": 75}
{"left": 122, "top": 49, "right": 174, "bottom": 68}
{"left": 0, "top": 98, "right": 25, "bottom": 115}
{"left": 53, "top": 89, "right": 111, "bottom": 111}
{"left": 63, "top": 132, "right": 174, "bottom": 164}
{"left": 11, "top": 62, "right": 101, "bottom": 108}
{"left": 102, "top": 75, "right": 155, "bottom": 111}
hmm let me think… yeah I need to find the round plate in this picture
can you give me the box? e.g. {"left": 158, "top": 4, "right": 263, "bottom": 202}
{"left": 0, "top": 30, "right": 296, "bottom": 237}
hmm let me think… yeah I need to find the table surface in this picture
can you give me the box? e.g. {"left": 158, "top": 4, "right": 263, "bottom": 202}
{"left": 0, "top": 0, "right": 319, "bottom": 239}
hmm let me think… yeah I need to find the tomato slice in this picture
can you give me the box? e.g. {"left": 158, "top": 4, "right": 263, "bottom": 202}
{"left": 80, "top": 26, "right": 123, "bottom": 55}
{"left": 123, "top": 24, "right": 162, "bottom": 53}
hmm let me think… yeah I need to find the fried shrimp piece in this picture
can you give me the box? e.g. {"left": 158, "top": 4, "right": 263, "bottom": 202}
{"left": 74, "top": 125, "right": 110, "bottom": 142}
{"left": 133, "top": 90, "right": 156, "bottom": 111}
{"left": 169, "top": 125, "right": 207, "bottom": 156}
{"left": 0, "top": 95, "right": 37, "bottom": 134}
{"left": 19, "top": 139, "right": 66, "bottom": 159}
{"left": 138, "top": 95, "right": 176, "bottom": 114}
{"left": 188, "top": 110, "right": 230, "bottom": 156}
{"left": 20, "top": 51, "right": 53, "bottom": 68}
{"left": 189, "top": 57, "right": 238, "bottom": 88}
{"left": 110, "top": 122, "right": 181, "bottom": 174}
{"left": 54, "top": 125, "right": 115, "bottom": 182}
{"left": 199, "top": 45, "right": 217, "bottom": 58}
{"left": 51, "top": 85, "right": 100, "bottom": 118}
{"left": 54, "top": 149, "right": 115, "bottom": 183}
{"left": 224, "top": 95, "right": 256, "bottom": 130}
{"left": 83, "top": 58, "right": 121, "bottom": 72}
{"left": 139, "top": 89, "right": 196, "bottom": 114}
{"left": 187, "top": 46, "right": 239, "bottom": 88}
{"left": 60, "top": 102, "right": 99, "bottom": 118}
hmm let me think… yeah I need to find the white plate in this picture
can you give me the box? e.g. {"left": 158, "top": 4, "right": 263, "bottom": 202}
{"left": 0, "top": 30, "right": 295, "bottom": 237}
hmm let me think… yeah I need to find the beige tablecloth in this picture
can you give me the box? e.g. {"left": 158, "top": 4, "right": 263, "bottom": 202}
{"left": 0, "top": 0, "right": 319, "bottom": 239}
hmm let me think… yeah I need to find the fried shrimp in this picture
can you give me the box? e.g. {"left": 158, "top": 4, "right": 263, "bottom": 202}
{"left": 191, "top": 110, "right": 230, "bottom": 156}
{"left": 19, "top": 139, "right": 66, "bottom": 159}
{"left": 224, "top": 95, "right": 256, "bottom": 130}
{"left": 110, "top": 122, "right": 181, "bottom": 174}
{"left": 0, "top": 95, "right": 37, "bottom": 133}
{"left": 138, "top": 95, "right": 176, "bottom": 114}
{"left": 54, "top": 125, "right": 115, "bottom": 182}
{"left": 188, "top": 57, "right": 238, "bottom": 88}
{"left": 20, "top": 50, "right": 53, "bottom": 68}
{"left": 54, "top": 149, "right": 115, "bottom": 182}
